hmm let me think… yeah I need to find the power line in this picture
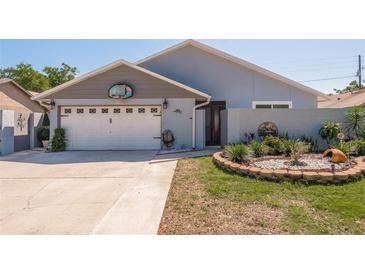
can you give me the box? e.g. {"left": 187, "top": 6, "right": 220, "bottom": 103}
{"left": 264, "top": 60, "right": 357, "bottom": 70}
{"left": 299, "top": 75, "right": 355, "bottom": 83}
{"left": 278, "top": 65, "right": 356, "bottom": 73}
{"left": 260, "top": 55, "right": 357, "bottom": 66}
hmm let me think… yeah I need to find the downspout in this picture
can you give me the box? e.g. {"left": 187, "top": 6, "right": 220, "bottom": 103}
{"left": 192, "top": 96, "right": 211, "bottom": 149}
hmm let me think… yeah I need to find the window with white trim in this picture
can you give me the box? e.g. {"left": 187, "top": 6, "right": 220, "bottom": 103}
{"left": 252, "top": 101, "right": 292, "bottom": 109}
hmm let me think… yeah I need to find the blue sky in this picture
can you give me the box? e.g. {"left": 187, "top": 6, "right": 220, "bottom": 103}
{"left": 0, "top": 39, "right": 364, "bottom": 93}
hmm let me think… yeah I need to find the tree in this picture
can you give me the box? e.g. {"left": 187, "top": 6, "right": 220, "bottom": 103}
{"left": 334, "top": 80, "right": 362, "bottom": 94}
{"left": 43, "top": 63, "right": 77, "bottom": 88}
{"left": 0, "top": 63, "right": 49, "bottom": 92}
{"left": 0, "top": 62, "right": 78, "bottom": 92}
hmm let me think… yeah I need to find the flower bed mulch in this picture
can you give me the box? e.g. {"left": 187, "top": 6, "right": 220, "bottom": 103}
{"left": 213, "top": 152, "right": 365, "bottom": 185}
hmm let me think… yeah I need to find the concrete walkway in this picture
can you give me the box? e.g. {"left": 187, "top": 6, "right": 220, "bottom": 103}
{"left": 0, "top": 150, "right": 176, "bottom": 235}
{"left": 151, "top": 147, "right": 220, "bottom": 163}
{"left": 91, "top": 160, "right": 176, "bottom": 234}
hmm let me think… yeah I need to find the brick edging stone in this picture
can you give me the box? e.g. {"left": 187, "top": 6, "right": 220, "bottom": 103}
{"left": 213, "top": 152, "right": 365, "bottom": 185}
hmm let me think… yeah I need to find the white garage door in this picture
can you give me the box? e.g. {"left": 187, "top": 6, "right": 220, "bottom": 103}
{"left": 60, "top": 106, "right": 161, "bottom": 150}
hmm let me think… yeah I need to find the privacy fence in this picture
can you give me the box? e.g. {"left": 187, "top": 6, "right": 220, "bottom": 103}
{"left": 221, "top": 108, "right": 347, "bottom": 150}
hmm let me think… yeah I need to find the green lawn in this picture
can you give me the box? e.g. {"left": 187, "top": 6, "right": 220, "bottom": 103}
{"left": 158, "top": 156, "right": 365, "bottom": 234}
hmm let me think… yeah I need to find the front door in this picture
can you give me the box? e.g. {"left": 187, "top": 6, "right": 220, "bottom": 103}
{"left": 204, "top": 101, "right": 226, "bottom": 146}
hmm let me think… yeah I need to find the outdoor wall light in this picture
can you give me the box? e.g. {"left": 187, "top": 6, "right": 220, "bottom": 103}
{"left": 50, "top": 100, "right": 56, "bottom": 110}
{"left": 163, "top": 98, "right": 168, "bottom": 109}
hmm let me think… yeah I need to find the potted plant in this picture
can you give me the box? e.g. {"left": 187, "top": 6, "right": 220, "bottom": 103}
{"left": 37, "top": 126, "right": 50, "bottom": 149}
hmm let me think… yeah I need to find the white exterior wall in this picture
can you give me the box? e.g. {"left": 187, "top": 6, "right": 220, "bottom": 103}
{"left": 140, "top": 45, "right": 318, "bottom": 109}
{"left": 51, "top": 98, "right": 195, "bottom": 150}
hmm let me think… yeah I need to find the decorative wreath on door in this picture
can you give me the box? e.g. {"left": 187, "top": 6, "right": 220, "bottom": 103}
{"left": 257, "top": 121, "right": 278, "bottom": 138}
{"left": 162, "top": 129, "right": 175, "bottom": 148}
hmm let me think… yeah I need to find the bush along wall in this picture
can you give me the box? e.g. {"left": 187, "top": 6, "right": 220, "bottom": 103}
{"left": 51, "top": 128, "right": 67, "bottom": 152}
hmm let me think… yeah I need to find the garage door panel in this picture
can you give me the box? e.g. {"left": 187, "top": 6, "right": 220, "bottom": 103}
{"left": 60, "top": 106, "right": 161, "bottom": 150}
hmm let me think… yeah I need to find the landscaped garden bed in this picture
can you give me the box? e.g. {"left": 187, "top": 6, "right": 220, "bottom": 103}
{"left": 213, "top": 106, "right": 365, "bottom": 184}
{"left": 213, "top": 152, "right": 365, "bottom": 184}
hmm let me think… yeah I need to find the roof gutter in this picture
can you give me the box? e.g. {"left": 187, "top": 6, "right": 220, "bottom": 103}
{"left": 192, "top": 96, "right": 211, "bottom": 149}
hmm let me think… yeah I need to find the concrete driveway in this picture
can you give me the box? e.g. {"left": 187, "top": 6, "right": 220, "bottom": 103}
{"left": 0, "top": 150, "right": 176, "bottom": 234}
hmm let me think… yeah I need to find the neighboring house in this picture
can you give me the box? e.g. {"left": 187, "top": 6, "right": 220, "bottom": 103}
{"left": 318, "top": 89, "right": 365, "bottom": 108}
{"left": 32, "top": 40, "right": 330, "bottom": 151}
{"left": 0, "top": 78, "right": 47, "bottom": 155}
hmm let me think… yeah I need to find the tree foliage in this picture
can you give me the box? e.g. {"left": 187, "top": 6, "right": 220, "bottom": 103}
{"left": 334, "top": 80, "right": 362, "bottom": 94}
{"left": 0, "top": 62, "right": 77, "bottom": 92}
{"left": 0, "top": 63, "right": 49, "bottom": 92}
{"left": 43, "top": 63, "right": 77, "bottom": 88}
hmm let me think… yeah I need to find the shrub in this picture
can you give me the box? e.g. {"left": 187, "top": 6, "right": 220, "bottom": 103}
{"left": 345, "top": 106, "right": 365, "bottom": 139}
{"left": 37, "top": 126, "right": 49, "bottom": 142}
{"left": 355, "top": 140, "right": 365, "bottom": 156}
{"left": 223, "top": 144, "right": 250, "bottom": 163}
{"left": 51, "top": 128, "right": 67, "bottom": 152}
{"left": 319, "top": 121, "right": 342, "bottom": 147}
{"left": 263, "top": 136, "right": 285, "bottom": 155}
{"left": 286, "top": 140, "right": 310, "bottom": 164}
{"left": 250, "top": 140, "right": 269, "bottom": 157}
{"left": 335, "top": 141, "right": 356, "bottom": 155}
{"left": 299, "top": 135, "right": 319, "bottom": 153}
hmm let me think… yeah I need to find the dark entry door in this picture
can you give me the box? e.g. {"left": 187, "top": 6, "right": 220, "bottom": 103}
{"left": 205, "top": 101, "right": 226, "bottom": 146}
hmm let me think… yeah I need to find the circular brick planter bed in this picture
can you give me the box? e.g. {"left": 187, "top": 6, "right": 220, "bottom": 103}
{"left": 213, "top": 152, "right": 365, "bottom": 185}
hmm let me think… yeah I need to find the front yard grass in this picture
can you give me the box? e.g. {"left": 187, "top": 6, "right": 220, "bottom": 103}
{"left": 158, "top": 157, "right": 365, "bottom": 234}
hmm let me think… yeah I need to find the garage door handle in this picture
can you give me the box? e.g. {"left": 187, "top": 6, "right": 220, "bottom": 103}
{"left": 153, "top": 136, "right": 161, "bottom": 139}
{"left": 153, "top": 114, "right": 162, "bottom": 117}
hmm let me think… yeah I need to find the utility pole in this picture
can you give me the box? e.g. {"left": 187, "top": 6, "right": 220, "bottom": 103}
{"left": 358, "top": 54, "right": 362, "bottom": 89}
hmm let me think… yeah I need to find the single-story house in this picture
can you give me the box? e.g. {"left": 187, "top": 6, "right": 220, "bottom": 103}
{"left": 0, "top": 78, "right": 47, "bottom": 155}
{"left": 318, "top": 89, "right": 365, "bottom": 108}
{"left": 32, "top": 40, "right": 331, "bottom": 150}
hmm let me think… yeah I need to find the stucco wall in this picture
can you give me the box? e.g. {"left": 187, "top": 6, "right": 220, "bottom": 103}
{"left": 140, "top": 45, "right": 318, "bottom": 108}
{"left": 51, "top": 98, "right": 195, "bottom": 150}
{"left": 225, "top": 108, "right": 347, "bottom": 149}
{"left": 0, "top": 110, "right": 15, "bottom": 155}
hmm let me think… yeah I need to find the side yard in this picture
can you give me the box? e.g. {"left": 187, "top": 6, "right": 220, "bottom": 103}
{"left": 158, "top": 157, "right": 365, "bottom": 234}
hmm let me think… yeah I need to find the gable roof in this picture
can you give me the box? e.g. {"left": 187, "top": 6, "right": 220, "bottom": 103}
{"left": 32, "top": 59, "right": 211, "bottom": 101}
{"left": 318, "top": 89, "right": 365, "bottom": 108}
{"left": 0, "top": 78, "right": 47, "bottom": 112}
{"left": 0, "top": 78, "right": 35, "bottom": 97}
{"left": 136, "top": 39, "right": 330, "bottom": 100}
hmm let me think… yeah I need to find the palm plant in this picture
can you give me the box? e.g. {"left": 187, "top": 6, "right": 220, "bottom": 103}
{"left": 345, "top": 106, "right": 365, "bottom": 139}
{"left": 286, "top": 140, "right": 310, "bottom": 165}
